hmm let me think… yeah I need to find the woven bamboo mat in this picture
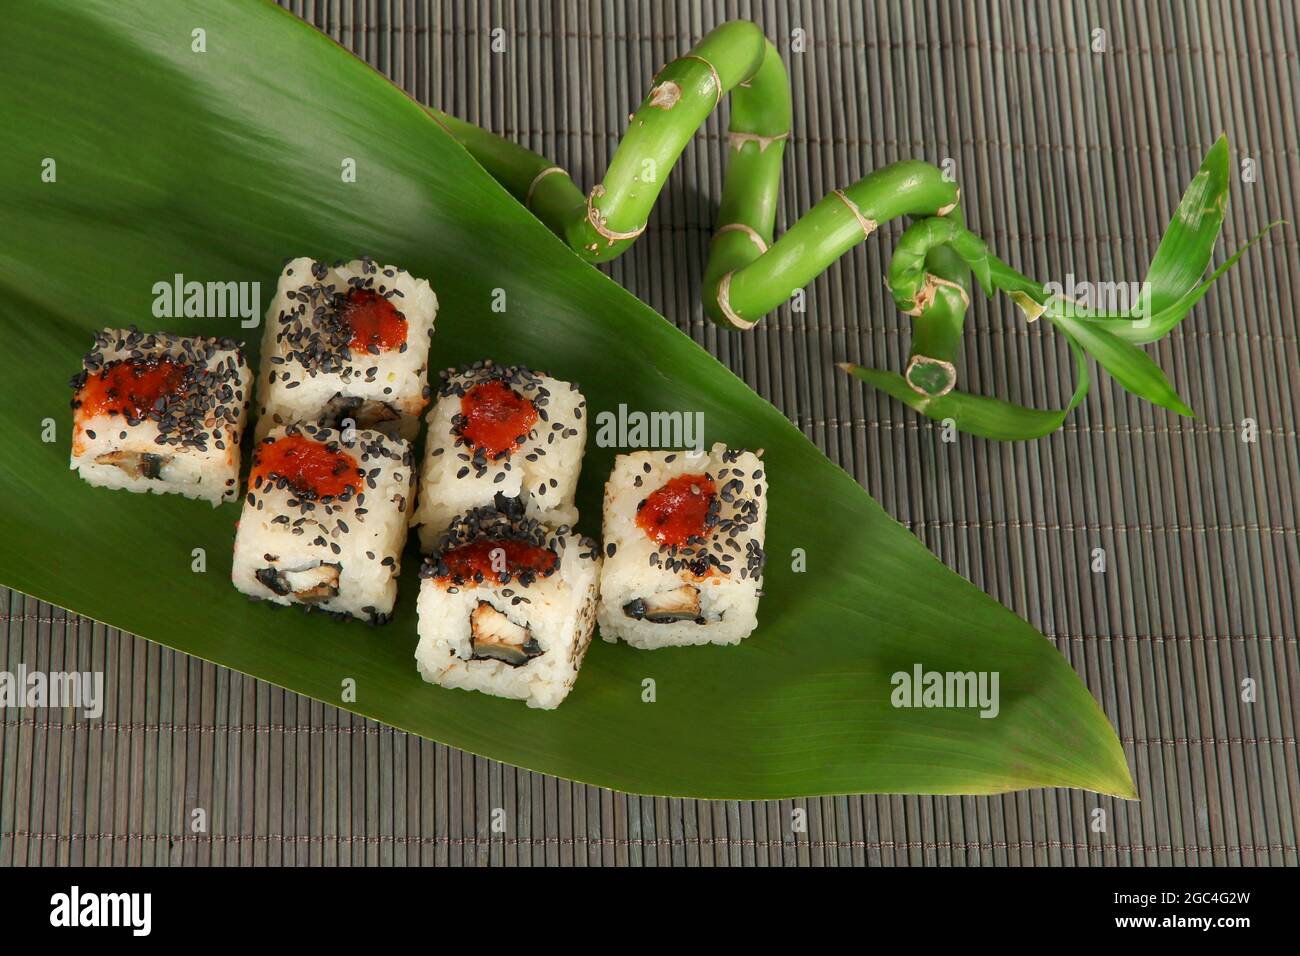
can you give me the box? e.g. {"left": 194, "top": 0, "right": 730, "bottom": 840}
{"left": 2, "top": 0, "right": 1297, "bottom": 866}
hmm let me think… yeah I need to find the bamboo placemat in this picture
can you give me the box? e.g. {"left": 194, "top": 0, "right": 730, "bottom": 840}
{"left": 2, "top": 0, "right": 1297, "bottom": 866}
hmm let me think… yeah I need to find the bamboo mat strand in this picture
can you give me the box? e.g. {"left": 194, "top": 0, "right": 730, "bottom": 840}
{"left": 1, "top": 0, "right": 1297, "bottom": 866}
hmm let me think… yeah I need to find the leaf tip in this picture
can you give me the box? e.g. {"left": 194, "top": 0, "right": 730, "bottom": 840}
{"left": 1205, "top": 135, "right": 1230, "bottom": 175}
{"left": 1084, "top": 746, "right": 1139, "bottom": 800}
{"left": 1108, "top": 763, "right": 1140, "bottom": 800}
{"left": 1107, "top": 776, "right": 1140, "bottom": 801}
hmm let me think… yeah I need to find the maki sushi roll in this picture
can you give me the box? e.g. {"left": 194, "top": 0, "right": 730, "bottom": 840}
{"left": 69, "top": 328, "right": 251, "bottom": 505}
{"left": 231, "top": 423, "right": 415, "bottom": 623}
{"left": 598, "top": 443, "right": 767, "bottom": 648}
{"left": 256, "top": 256, "right": 437, "bottom": 442}
{"left": 410, "top": 362, "right": 587, "bottom": 550}
{"left": 415, "top": 505, "right": 601, "bottom": 709}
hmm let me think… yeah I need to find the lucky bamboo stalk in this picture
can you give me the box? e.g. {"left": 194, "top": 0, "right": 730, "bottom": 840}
{"left": 432, "top": 21, "right": 1276, "bottom": 439}
{"left": 434, "top": 21, "right": 959, "bottom": 332}
{"left": 891, "top": 212, "right": 975, "bottom": 398}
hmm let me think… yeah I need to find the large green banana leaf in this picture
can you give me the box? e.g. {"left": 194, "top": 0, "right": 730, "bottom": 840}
{"left": 0, "top": 0, "right": 1134, "bottom": 799}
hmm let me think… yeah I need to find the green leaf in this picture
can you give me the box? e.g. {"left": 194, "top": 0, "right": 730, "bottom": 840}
{"left": 968, "top": 141, "right": 1271, "bottom": 350}
{"left": 841, "top": 337, "right": 1091, "bottom": 442}
{"left": 1076, "top": 221, "right": 1284, "bottom": 344}
{"left": 1048, "top": 313, "right": 1194, "bottom": 417}
{"left": 1141, "top": 135, "right": 1231, "bottom": 320}
{"left": 0, "top": 0, "right": 1134, "bottom": 799}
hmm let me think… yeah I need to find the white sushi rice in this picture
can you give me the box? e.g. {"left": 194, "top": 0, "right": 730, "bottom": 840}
{"left": 231, "top": 423, "right": 415, "bottom": 623}
{"left": 410, "top": 363, "right": 586, "bottom": 551}
{"left": 256, "top": 256, "right": 437, "bottom": 442}
{"left": 415, "top": 510, "right": 601, "bottom": 709}
{"left": 597, "top": 443, "right": 767, "bottom": 648}
{"left": 69, "top": 328, "right": 251, "bottom": 506}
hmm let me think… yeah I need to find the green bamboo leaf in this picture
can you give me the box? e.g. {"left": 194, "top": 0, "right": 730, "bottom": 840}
{"left": 841, "top": 338, "right": 1091, "bottom": 442}
{"left": 1047, "top": 313, "right": 1193, "bottom": 417}
{"left": 0, "top": 0, "right": 1134, "bottom": 799}
{"left": 1141, "top": 135, "right": 1231, "bottom": 318}
{"left": 1075, "top": 221, "right": 1284, "bottom": 344}
{"left": 957, "top": 138, "right": 1273, "bottom": 348}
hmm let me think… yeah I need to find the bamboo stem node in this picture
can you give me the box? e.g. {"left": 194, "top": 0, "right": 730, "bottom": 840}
{"left": 931, "top": 273, "right": 970, "bottom": 308}
{"left": 728, "top": 130, "right": 789, "bottom": 153}
{"left": 525, "top": 166, "right": 567, "bottom": 208}
{"left": 903, "top": 272, "right": 969, "bottom": 315}
{"left": 713, "top": 222, "right": 769, "bottom": 253}
{"left": 586, "top": 185, "right": 646, "bottom": 241}
{"left": 831, "top": 189, "right": 878, "bottom": 240}
{"left": 715, "top": 271, "right": 756, "bottom": 330}
{"left": 681, "top": 53, "right": 723, "bottom": 107}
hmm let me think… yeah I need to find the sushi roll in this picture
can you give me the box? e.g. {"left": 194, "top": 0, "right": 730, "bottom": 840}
{"left": 410, "top": 362, "right": 587, "bottom": 551}
{"left": 256, "top": 256, "right": 437, "bottom": 442}
{"left": 69, "top": 328, "right": 251, "bottom": 505}
{"left": 415, "top": 505, "right": 601, "bottom": 709}
{"left": 231, "top": 423, "right": 415, "bottom": 623}
{"left": 598, "top": 443, "right": 767, "bottom": 648}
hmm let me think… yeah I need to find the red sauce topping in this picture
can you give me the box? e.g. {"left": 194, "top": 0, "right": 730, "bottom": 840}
{"left": 341, "top": 288, "right": 407, "bottom": 353}
{"left": 76, "top": 359, "right": 188, "bottom": 420}
{"left": 459, "top": 380, "right": 538, "bottom": 456}
{"left": 436, "top": 539, "right": 556, "bottom": 582}
{"left": 637, "top": 474, "right": 716, "bottom": 547}
{"left": 250, "top": 434, "right": 362, "bottom": 500}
